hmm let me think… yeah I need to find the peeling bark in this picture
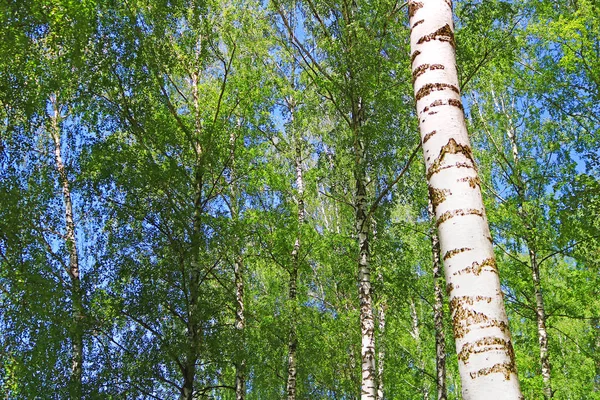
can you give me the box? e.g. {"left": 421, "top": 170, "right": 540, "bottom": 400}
{"left": 409, "top": 1, "right": 523, "bottom": 398}
{"left": 49, "top": 96, "right": 83, "bottom": 400}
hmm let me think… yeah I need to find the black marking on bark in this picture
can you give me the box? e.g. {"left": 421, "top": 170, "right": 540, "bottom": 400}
{"left": 458, "top": 176, "right": 480, "bottom": 188}
{"left": 411, "top": 19, "right": 425, "bottom": 29}
{"left": 436, "top": 208, "right": 483, "bottom": 227}
{"left": 412, "top": 64, "right": 446, "bottom": 84}
{"left": 412, "top": 64, "right": 430, "bottom": 82}
{"left": 424, "top": 99, "right": 444, "bottom": 112}
{"left": 417, "top": 24, "right": 455, "bottom": 47}
{"left": 422, "top": 130, "right": 437, "bottom": 144}
{"left": 434, "top": 161, "right": 472, "bottom": 176}
{"left": 470, "top": 362, "right": 517, "bottom": 380}
{"left": 416, "top": 83, "right": 459, "bottom": 101}
{"left": 446, "top": 282, "right": 454, "bottom": 295}
{"left": 448, "top": 98, "right": 464, "bottom": 111}
{"left": 422, "top": 98, "right": 460, "bottom": 114}
{"left": 454, "top": 257, "right": 498, "bottom": 276}
{"left": 449, "top": 296, "right": 510, "bottom": 339}
{"left": 428, "top": 111, "right": 438, "bottom": 115}
{"left": 443, "top": 247, "right": 473, "bottom": 261}
{"left": 408, "top": 1, "right": 424, "bottom": 18}
{"left": 426, "top": 138, "right": 475, "bottom": 179}
{"left": 411, "top": 50, "right": 421, "bottom": 65}
{"left": 429, "top": 186, "right": 451, "bottom": 208}
{"left": 457, "top": 336, "right": 510, "bottom": 363}
{"left": 444, "top": 0, "right": 453, "bottom": 10}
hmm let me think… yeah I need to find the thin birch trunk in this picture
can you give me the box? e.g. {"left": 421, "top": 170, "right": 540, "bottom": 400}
{"left": 428, "top": 199, "right": 447, "bottom": 400}
{"left": 410, "top": 298, "right": 430, "bottom": 400}
{"left": 230, "top": 129, "right": 246, "bottom": 400}
{"left": 50, "top": 96, "right": 83, "bottom": 400}
{"left": 408, "top": 1, "right": 523, "bottom": 398}
{"left": 502, "top": 110, "right": 552, "bottom": 399}
{"left": 376, "top": 274, "right": 386, "bottom": 400}
{"left": 594, "top": 319, "right": 600, "bottom": 393}
{"left": 355, "top": 130, "right": 376, "bottom": 399}
{"left": 286, "top": 100, "right": 304, "bottom": 400}
{"left": 181, "top": 70, "right": 204, "bottom": 400}
{"left": 234, "top": 254, "right": 246, "bottom": 400}
{"left": 529, "top": 248, "right": 552, "bottom": 398}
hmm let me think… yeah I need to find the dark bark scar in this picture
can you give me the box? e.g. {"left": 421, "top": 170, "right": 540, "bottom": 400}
{"left": 416, "top": 82, "right": 459, "bottom": 101}
{"left": 443, "top": 247, "right": 473, "bottom": 261}
{"left": 422, "top": 130, "right": 437, "bottom": 144}
{"left": 417, "top": 24, "right": 455, "bottom": 47}
{"left": 427, "top": 138, "right": 475, "bottom": 179}
{"left": 436, "top": 208, "right": 483, "bottom": 227}
{"left": 408, "top": 1, "right": 424, "bottom": 18}
{"left": 429, "top": 186, "right": 451, "bottom": 207}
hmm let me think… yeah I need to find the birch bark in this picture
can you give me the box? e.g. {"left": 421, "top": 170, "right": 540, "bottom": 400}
{"left": 376, "top": 273, "right": 386, "bottom": 400}
{"left": 503, "top": 110, "right": 552, "bottom": 399}
{"left": 234, "top": 255, "right": 246, "bottom": 400}
{"left": 355, "top": 129, "right": 376, "bottom": 400}
{"left": 408, "top": 1, "right": 523, "bottom": 397}
{"left": 286, "top": 100, "right": 304, "bottom": 400}
{"left": 429, "top": 199, "right": 447, "bottom": 400}
{"left": 49, "top": 96, "right": 83, "bottom": 400}
{"left": 230, "top": 130, "right": 246, "bottom": 400}
{"left": 181, "top": 69, "right": 204, "bottom": 400}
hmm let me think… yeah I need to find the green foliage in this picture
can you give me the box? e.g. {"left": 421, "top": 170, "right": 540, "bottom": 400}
{"left": 1, "top": 0, "right": 598, "bottom": 398}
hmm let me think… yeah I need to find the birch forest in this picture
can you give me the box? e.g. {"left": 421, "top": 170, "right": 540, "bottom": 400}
{"left": 1, "top": 0, "right": 600, "bottom": 399}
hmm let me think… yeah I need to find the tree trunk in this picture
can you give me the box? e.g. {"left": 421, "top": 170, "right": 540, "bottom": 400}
{"left": 376, "top": 273, "right": 386, "bottom": 400}
{"left": 230, "top": 126, "right": 246, "bottom": 400}
{"left": 429, "top": 200, "right": 447, "bottom": 400}
{"left": 529, "top": 248, "right": 552, "bottom": 398}
{"left": 286, "top": 104, "right": 304, "bottom": 400}
{"left": 594, "top": 318, "right": 600, "bottom": 393}
{"left": 355, "top": 131, "right": 376, "bottom": 400}
{"left": 502, "top": 102, "right": 552, "bottom": 399}
{"left": 410, "top": 298, "right": 430, "bottom": 399}
{"left": 180, "top": 70, "right": 204, "bottom": 400}
{"left": 234, "top": 255, "right": 246, "bottom": 400}
{"left": 408, "top": 1, "right": 523, "bottom": 398}
{"left": 50, "top": 96, "right": 83, "bottom": 400}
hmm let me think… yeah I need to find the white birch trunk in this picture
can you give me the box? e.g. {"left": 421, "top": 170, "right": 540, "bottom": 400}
{"left": 409, "top": 1, "right": 523, "bottom": 398}
{"left": 376, "top": 270, "right": 386, "bottom": 400}
{"left": 181, "top": 70, "right": 204, "bottom": 400}
{"left": 50, "top": 96, "right": 83, "bottom": 400}
{"left": 503, "top": 114, "right": 552, "bottom": 399}
{"left": 355, "top": 136, "right": 376, "bottom": 400}
{"left": 410, "top": 298, "right": 430, "bottom": 400}
{"left": 286, "top": 107, "right": 304, "bottom": 400}
{"left": 230, "top": 130, "right": 246, "bottom": 400}
{"left": 234, "top": 255, "right": 246, "bottom": 400}
{"left": 429, "top": 200, "right": 447, "bottom": 400}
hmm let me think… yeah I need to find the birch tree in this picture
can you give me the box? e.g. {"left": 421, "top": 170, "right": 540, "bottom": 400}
{"left": 408, "top": 0, "right": 523, "bottom": 397}
{"left": 49, "top": 95, "right": 84, "bottom": 399}
{"left": 429, "top": 200, "right": 447, "bottom": 400}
